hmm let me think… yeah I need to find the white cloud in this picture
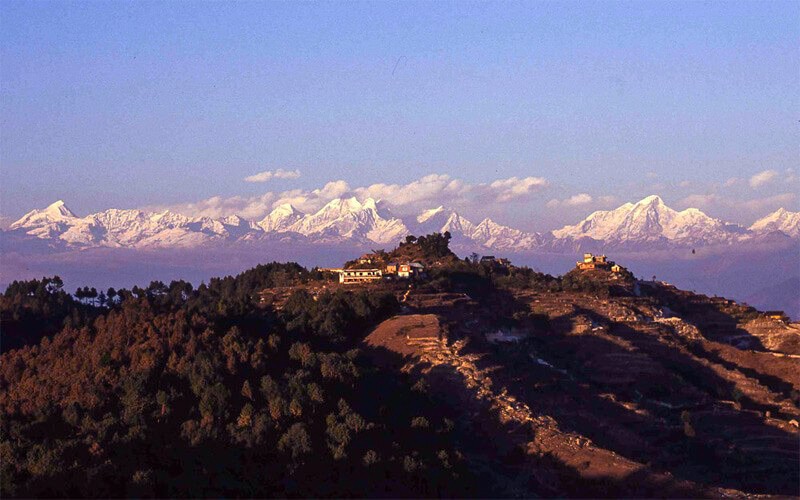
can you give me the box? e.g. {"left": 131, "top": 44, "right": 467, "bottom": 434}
{"left": 678, "top": 193, "right": 720, "bottom": 209}
{"left": 244, "top": 169, "right": 301, "bottom": 183}
{"left": 546, "top": 193, "right": 593, "bottom": 208}
{"left": 148, "top": 173, "right": 550, "bottom": 221}
{"left": 353, "top": 174, "right": 469, "bottom": 208}
{"left": 749, "top": 169, "right": 778, "bottom": 188}
{"left": 597, "top": 195, "right": 619, "bottom": 206}
{"left": 271, "top": 180, "right": 351, "bottom": 213}
{"left": 742, "top": 192, "right": 796, "bottom": 212}
{"left": 676, "top": 191, "right": 796, "bottom": 220}
{"left": 723, "top": 177, "right": 741, "bottom": 187}
{"left": 147, "top": 193, "right": 277, "bottom": 220}
{"left": 488, "top": 176, "right": 549, "bottom": 202}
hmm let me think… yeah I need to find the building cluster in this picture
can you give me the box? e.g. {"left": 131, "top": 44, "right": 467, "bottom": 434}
{"left": 338, "top": 254, "right": 427, "bottom": 284}
{"left": 577, "top": 253, "right": 622, "bottom": 273}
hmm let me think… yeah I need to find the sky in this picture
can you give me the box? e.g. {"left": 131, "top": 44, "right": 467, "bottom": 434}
{"left": 1, "top": 0, "right": 798, "bottom": 231}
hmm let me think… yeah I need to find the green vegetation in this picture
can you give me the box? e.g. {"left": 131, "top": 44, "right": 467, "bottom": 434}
{"left": 0, "top": 264, "right": 481, "bottom": 497}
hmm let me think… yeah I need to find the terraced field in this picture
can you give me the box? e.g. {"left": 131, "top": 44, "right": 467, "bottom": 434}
{"left": 363, "top": 282, "right": 800, "bottom": 497}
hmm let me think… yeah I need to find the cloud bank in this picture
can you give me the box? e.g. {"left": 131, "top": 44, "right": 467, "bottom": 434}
{"left": 151, "top": 173, "right": 549, "bottom": 220}
{"left": 244, "top": 169, "right": 301, "bottom": 183}
{"left": 749, "top": 169, "right": 778, "bottom": 188}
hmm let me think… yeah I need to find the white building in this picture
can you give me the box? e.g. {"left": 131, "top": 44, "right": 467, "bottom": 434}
{"left": 339, "top": 268, "right": 383, "bottom": 284}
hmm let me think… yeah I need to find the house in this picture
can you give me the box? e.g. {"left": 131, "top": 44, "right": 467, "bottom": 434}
{"left": 385, "top": 262, "right": 399, "bottom": 274}
{"left": 319, "top": 267, "right": 343, "bottom": 274}
{"left": 765, "top": 311, "right": 789, "bottom": 323}
{"left": 611, "top": 264, "right": 622, "bottom": 273}
{"left": 357, "top": 253, "right": 376, "bottom": 265}
{"left": 480, "top": 255, "right": 496, "bottom": 264}
{"left": 339, "top": 268, "right": 383, "bottom": 284}
{"left": 577, "top": 253, "right": 615, "bottom": 271}
{"left": 397, "top": 262, "right": 425, "bottom": 279}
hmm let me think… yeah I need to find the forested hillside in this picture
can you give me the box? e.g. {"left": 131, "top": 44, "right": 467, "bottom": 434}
{"left": 0, "top": 261, "right": 483, "bottom": 497}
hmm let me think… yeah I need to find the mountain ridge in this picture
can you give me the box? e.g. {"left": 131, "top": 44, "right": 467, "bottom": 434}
{"left": 6, "top": 197, "right": 799, "bottom": 252}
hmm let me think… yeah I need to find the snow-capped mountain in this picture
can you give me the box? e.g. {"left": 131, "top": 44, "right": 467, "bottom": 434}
{"left": 749, "top": 208, "right": 800, "bottom": 238}
{"left": 8, "top": 204, "right": 257, "bottom": 249}
{"left": 5, "top": 195, "right": 797, "bottom": 253}
{"left": 413, "top": 207, "right": 475, "bottom": 240}
{"left": 258, "top": 204, "right": 305, "bottom": 232}
{"left": 410, "top": 206, "right": 546, "bottom": 251}
{"left": 471, "top": 218, "right": 547, "bottom": 250}
{"left": 9, "top": 200, "right": 78, "bottom": 239}
{"left": 552, "top": 195, "right": 742, "bottom": 247}
{"left": 286, "top": 197, "right": 408, "bottom": 245}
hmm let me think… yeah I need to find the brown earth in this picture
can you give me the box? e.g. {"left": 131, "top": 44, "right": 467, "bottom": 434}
{"left": 363, "top": 283, "right": 800, "bottom": 497}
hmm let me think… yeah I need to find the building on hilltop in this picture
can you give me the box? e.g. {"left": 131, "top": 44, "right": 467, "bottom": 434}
{"left": 765, "top": 311, "right": 789, "bottom": 323}
{"left": 319, "top": 267, "right": 343, "bottom": 274}
{"left": 339, "top": 268, "right": 383, "bottom": 284}
{"left": 398, "top": 262, "right": 425, "bottom": 279}
{"left": 357, "top": 253, "right": 377, "bottom": 265}
{"left": 577, "top": 253, "right": 616, "bottom": 271}
{"left": 384, "top": 261, "right": 426, "bottom": 279}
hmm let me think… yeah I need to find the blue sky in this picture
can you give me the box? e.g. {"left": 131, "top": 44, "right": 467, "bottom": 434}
{"left": 2, "top": 1, "right": 797, "bottom": 230}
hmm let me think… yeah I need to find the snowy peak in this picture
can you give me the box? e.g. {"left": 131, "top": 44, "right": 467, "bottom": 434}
{"left": 750, "top": 208, "right": 800, "bottom": 238}
{"left": 442, "top": 212, "right": 475, "bottom": 236}
{"left": 258, "top": 204, "right": 304, "bottom": 232}
{"left": 553, "top": 195, "right": 736, "bottom": 245}
{"left": 288, "top": 196, "right": 408, "bottom": 244}
{"left": 319, "top": 196, "right": 364, "bottom": 216}
{"left": 6, "top": 194, "right": 795, "bottom": 252}
{"left": 417, "top": 206, "right": 445, "bottom": 224}
{"left": 44, "top": 200, "right": 77, "bottom": 218}
{"left": 471, "top": 217, "right": 545, "bottom": 250}
{"left": 412, "top": 207, "right": 475, "bottom": 239}
{"left": 10, "top": 200, "right": 77, "bottom": 230}
{"left": 362, "top": 197, "right": 378, "bottom": 211}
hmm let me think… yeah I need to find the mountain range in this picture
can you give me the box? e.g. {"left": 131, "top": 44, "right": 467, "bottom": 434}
{"left": 5, "top": 196, "right": 799, "bottom": 253}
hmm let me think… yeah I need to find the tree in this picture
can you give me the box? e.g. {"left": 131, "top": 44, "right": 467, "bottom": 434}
{"left": 86, "top": 287, "right": 98, "bottom": 306}
{"left": 278, "top": 423, "right": 312, "bottom": 459}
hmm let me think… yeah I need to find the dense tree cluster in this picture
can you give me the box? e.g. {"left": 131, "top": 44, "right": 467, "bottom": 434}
{"left": 396, "top": 232, "right": 455, "bottom": 260}
{"left": 1, "top": 276, "right": 96, "bottom": 353}
{"left": 0, "top": 264, "right": 482, "bottom": 497}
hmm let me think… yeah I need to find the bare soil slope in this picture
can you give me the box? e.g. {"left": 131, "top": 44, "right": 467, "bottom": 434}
{"left": 363, "top": 283, "right": 800, "bottom": 497}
